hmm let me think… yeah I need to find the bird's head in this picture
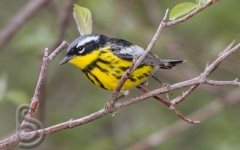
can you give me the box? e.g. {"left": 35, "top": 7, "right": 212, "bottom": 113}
{"left": 60, "top": 34, "right": 106, "bottom": 65}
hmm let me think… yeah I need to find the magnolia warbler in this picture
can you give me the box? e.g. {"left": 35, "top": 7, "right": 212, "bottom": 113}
{"left": 60, "top": 34, "right": 184, "bottom": 95}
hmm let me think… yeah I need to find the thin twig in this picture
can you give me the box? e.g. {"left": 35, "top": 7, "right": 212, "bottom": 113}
{"left": 170, "top": 41, "right": 240, "bottom": 106}
{"left": 132, "top": 9, "right": 169, "bottom": 72}
{"left": 21, "top": 41, "right": 69, "bottom": 128}
{"left": 205, "top": 79, "right": 240, "bottom": 86}
{"left": 202, "top": 43, "right": 240, "bottom": 77}
{"left": 18, "top": 41, "right": 67, "bottom": 132}
{"left": 136, "top": 85, "right": 171, "bottom": 106}
{"left": 218, "top": 40, "right": 235, "bottom": 57}
{"left": 48, "top": 41, "right": 69, "bottom": 61}
{"left": 171, "top": 84, "right": 199, "bottom": 105}
{"left": 136, "top": 85, "right": 199, "bottom": 124}
{"left": 169, "top": 105, "right": 200, "bottom": 124}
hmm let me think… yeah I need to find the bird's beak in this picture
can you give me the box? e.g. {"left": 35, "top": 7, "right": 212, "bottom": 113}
{"left": 59, "top": 56, "right": 73, "bottom": 65}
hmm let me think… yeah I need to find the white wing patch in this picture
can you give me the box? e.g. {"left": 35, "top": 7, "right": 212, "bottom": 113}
{"left": 119, "top": 45, "right": 144, "bottom": 56}
{"left": 77, "top": 35, "right": 99, "bottom": 48}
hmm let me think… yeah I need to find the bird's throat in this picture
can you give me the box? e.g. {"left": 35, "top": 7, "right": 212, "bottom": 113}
{"left": 69, "top": 50, "right": 99, "bottom": 69}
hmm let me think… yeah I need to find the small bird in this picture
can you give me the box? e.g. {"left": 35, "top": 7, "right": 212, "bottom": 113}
{"left": 60, "top": 34, "right": 184, "bottom": 95}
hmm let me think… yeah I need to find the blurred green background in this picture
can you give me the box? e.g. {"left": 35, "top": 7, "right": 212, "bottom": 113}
{"left": 0, "top": 0, "right": 240, "bottom": 150}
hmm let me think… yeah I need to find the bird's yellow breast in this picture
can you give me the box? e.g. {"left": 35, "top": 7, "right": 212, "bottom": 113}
{"left": 69, "top": 49, "right": 99, "bottom": 69}
{"left": 68, "top": 47, "right": 153, "bottom": 91}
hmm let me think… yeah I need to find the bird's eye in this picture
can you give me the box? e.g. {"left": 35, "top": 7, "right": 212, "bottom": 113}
{"left": 77, "top": 46, "right": 85, "bottom": 54}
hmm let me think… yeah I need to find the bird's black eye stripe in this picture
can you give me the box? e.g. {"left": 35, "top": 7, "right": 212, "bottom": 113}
{"left": 68, "top": 47, "right": 79, "bottom": 55}
{"left": 67, "top": 36, "right": 105, "bottom": 56}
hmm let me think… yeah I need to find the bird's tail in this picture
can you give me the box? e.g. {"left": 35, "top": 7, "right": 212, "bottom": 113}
{"left": 159, "top": 59, "right": 185, "bottom": 69}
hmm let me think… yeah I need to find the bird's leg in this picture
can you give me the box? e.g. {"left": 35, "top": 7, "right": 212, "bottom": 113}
{"left": 151, "top": 75, "right": 172, "bottom": 100}
{"left": 116, "top": 90, "right": 129, "bottom": 100}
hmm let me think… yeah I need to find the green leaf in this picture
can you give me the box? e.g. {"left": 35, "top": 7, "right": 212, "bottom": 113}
{"left": 169, "top": 2, "right": 200, "bottom": 20}
{"left": 5, "top": 90, "right": 29, "bottom": 105}
{"left": 73, "top": 4, "right": 92, "bottom": 35}
{"left": 0, "top": 73, "right": 7, "bottom": 102}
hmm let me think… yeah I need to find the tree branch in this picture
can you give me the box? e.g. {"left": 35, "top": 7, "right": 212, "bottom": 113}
{"left": 205, "top": 79, "right": 240, "bottom": 86}
{"left": 0, "top": 41, "right": 69, "bottom": 148}
{"left": 1, "top": 37, "right": 239, "bottom": 150}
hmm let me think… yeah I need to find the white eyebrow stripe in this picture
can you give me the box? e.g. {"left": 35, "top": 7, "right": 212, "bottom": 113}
{"left": 77, "top": 35, "right": 99, "bottom": 48}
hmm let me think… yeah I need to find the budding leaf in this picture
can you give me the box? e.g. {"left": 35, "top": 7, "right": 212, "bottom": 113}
{"left": 73, "top": 4, "right": 92, "bottom": 35}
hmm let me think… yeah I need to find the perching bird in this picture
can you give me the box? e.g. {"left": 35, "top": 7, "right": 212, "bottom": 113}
{"left": 60, "top": 34, "right": 184, "bottom": 95}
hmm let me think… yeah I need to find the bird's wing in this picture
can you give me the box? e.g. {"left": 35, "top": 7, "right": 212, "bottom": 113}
{"left": 109, "top": 39, "right": 161, "bottom": 64}
{"left": 108, "top": 38, "right": 184, "bottom": 68}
